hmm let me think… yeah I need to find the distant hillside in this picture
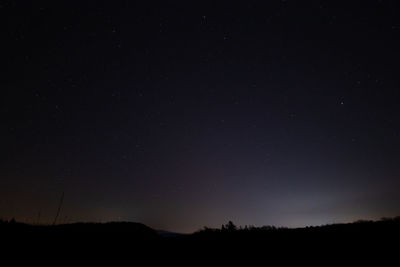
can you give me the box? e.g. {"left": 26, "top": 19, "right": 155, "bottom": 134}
{"left": 2, "top": 216, "right": 400, "bottom": 247}
{"left": 1, "top": 217, "right": 399, "bottom": 260}
{"left": 0, "top": 220, "right": 160, "bottom": 241}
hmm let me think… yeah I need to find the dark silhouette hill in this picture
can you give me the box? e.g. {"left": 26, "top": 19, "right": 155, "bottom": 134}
{"left": 2, "top": 217, "right": 399, "bottom": 262}
{"left": 2, "top": 216, "right": 400, "bottom": 241}
{"left": 0, "top": 220, "right": 160, "bottom": 244}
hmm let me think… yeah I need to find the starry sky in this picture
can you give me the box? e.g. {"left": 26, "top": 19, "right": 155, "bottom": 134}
{"left": 1, "top": 1, "right": 400, "bottom": 233}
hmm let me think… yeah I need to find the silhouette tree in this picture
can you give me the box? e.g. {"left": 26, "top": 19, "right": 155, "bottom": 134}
{"left": 221, "top": 224, "right": 226, "bottom": 231}
{"left": 222, "top": 221, "right": 237, "bottom": 232}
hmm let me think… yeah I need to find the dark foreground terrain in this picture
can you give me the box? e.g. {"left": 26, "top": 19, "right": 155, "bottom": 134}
{"left": 2, "top": 217, "right": 399, "bottom": 263}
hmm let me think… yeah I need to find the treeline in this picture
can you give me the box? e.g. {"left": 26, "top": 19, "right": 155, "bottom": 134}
{"left": 189, "top": 216, "right": 400, "bottom": 245}
{"left": 196, "top": 216, "right": 400, "bottom": 234}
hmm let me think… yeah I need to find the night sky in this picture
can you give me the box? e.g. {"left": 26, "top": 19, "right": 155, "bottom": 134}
{"left": 2, "top": 1, "right": 400, "bottom": 233}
